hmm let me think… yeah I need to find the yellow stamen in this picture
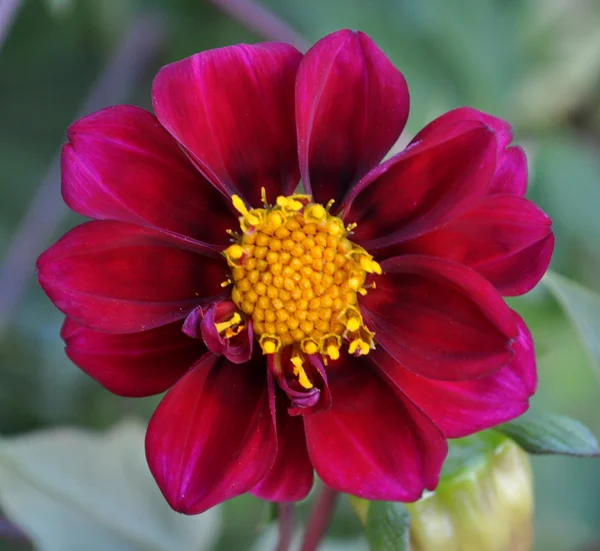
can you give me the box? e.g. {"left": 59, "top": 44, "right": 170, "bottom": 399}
{"left": 291, "top": 355, "right": 314, "bottom": 390}
{"left": 225, "top": 244, "right": 244, "bottom": 260}
{"left": 214, "top": 312, "right": 242, "bottom": 334}
{"left": 260, "top": 334, "right": 281, "bottom": 354}
{"left": 349, "top": 338, "right": 371, "bottom": 356}
{"left": 301, "top": 338, "right": 319, "bottom": 355}
{"left": 261, "top": 186, "right": 268, "bottom": 206}
{"left": 220, "top": 278, "right": 232, "bottom": 288}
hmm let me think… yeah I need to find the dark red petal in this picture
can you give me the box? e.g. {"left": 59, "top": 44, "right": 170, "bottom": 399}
{"left": 296, "top": 29, "right": 409, "bottom": 205}
{"left": 479, "top": 233, "right": 554, "bottom": 296}
{"left": 252, "top": 374, "right": 314, "bottom": 502}
{"left": 62, "top": 317, "right": 203, "bottom": 397}
{"left": 62, "top": 105, "right": 237, "bottom": 247}
{"left": 304, "top": 356, "right": 447, "bottom": 501}
{"left": 411, "top": 106, "right": 513, "bottom": 150}
{"left": 152, "top": 43, "right": 301, "bottom": 206}
{"left": 342, "top": 123, "right": 497, "bottom": 250}
{"left": 397, "top": 195, "right": 553, "bottom": 295}
{"left": 488, "top": 146, "right": 528, "bottom": 196}
{"left": 37, "top": 221, "right": 227, "bottom": 333}
{"left": 146, "top": 353, "right": 276, "bottom": 514}
{"left": 360, "top": 255, "right": 518, "bottom": 380}
{"left": 370, "top": 311, "right": 536, "bottom": 438}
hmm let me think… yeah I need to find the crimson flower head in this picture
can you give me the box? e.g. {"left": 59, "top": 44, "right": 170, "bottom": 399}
{"left": 37, "top": 30, "right": 553, "bottom": 514}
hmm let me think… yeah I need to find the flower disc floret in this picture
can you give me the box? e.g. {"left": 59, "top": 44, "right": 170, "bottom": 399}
{"left": 223, "top": 192, "right": 380, "bottom": 361}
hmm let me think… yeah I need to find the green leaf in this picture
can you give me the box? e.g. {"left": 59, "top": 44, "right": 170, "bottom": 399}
{"left": 543, "top": 271, "right": 600, "bottom": 374}
{"left": 365, "top": 501, "right": 410, "bottom": 551}
{"left": 497, "top": 410, "right": 600, "bottom": 457}
{"left": 0, "top": 420, "right": 222, "bottom": 551}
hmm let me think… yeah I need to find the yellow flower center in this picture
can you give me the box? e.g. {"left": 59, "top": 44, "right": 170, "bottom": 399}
{"left": 221, "top": 191, "right": 379, "bottom": 364}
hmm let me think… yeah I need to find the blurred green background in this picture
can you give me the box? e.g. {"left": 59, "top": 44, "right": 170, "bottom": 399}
{"left": 1, "top": 0, "right": 600, "bottom": 550}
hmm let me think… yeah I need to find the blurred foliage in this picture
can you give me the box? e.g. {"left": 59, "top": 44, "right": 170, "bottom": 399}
{"left": 1, "top": 0, "right": 600, "bottom": 550}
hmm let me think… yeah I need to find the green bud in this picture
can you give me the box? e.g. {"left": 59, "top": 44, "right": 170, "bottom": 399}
{"left": 407, "top": 435, "right": 533, "bottom": 551}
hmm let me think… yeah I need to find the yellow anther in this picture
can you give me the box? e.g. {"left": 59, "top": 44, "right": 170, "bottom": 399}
{"left": 346, "top": 317, "right": 361, "bottom": 332}
{"left": 232, "top": 195, "right": 250, "bottom": 216}
{"left": 304, "top": 204, "right": 326, "bottom": 222}
{"left": 346, "top": 222, "right": 357, "bottom": 232}
{"left": 301, "top": 338, "right": 319, "bottom": 355}
{"left": 220, "top": 278, "right": 232, "bottom": 288}
{"left": 325, "top": 199, "right": 335, "bottom": 211}
{"left": 349, "top": 338, "right": 370, "bottom": 356}
{"left": 261, "top": 187, "right": 268, "bottom": 206}
{"left": 232, "top": 195, "right": 261, "bottom": 227}
{"left": 360, "top": 255, "right": 382, "bottom": 275}
{"left": 291, "top": 356, "right": 314, "bottom": 390}
{"left": 277, "top": 196, "right": 304, "bottom": 212}
{"left": 225, "top": 244, "right": 244, "bottom": 260}
{"left": 267, "top": 211, "right": 284, "bottom": 230}
{"left": 260, "top": 334, "right": 281, "bottom": 354}
{"left": 340, "top": 306, "right": 363, "bottom": 333}
{"left": 214, "top": 312, "right": 242, "bottom": 334}
{"left": 327, "top": 344, "right": 340, "bottom": 360}
{"left": 348, "top": 276, "right": 362, "bottom": 291}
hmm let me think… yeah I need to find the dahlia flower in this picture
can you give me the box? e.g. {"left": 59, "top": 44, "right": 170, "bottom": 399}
{"left": 37, "top": 29, "right": 553, "bottom": 514}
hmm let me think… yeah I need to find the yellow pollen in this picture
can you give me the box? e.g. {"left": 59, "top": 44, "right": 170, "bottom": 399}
{"left": 291, "top": 356, "right": 313, "bottom": 390}
{"left": 225, "top": 244, "right": 244, "bottom": 260}
{"left": 214, "top": 312, "right": 243, "bottom": 337}
{"left": 349, "top": 338, "right": 371, "bottom": 356}
{"left": 225, "top": 192, "right": 379, "bottom": 361}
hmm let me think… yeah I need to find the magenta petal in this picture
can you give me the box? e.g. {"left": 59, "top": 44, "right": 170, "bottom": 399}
{"left": 342, "top": 123, "right": 497, "bottom": 251}
{"left": 304, "top": 356, "right": 447, "bottom": 501}
{"left": 398, "top": 195, "right": 553, "bottom": 295}
{"left": 146, "top": 353, "right": 276, "bottom": 514}
{"left": 411, "top": 106, "right": 513, "bottom": 150}
{"left": 152, "top": 43, "right": 301, "bottom": 206}
{"left": 62, "top": 318, "right": 203, "bottom": 397}
{"left": 62, "top": 105, "right": 237, "bottom": 246}
{"left": 361, "top": 255, "right": 518, "bottom": 380}
{"left": 296, "top": 30, "right": 409, "bottom": 205}
{"left": 252, "top": 375, "right": 314, "bottom": 502}
{"left": 370, "top": 311, "right": 536, "bottom": 438}
{"left": 37, "top": 221, "right": 227, "bottom": 333}
{"left": 488, "top": 146, "right": 528, "bottom": 196}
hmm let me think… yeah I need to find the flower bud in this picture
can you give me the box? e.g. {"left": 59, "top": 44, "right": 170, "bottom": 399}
{"left": 407, "top": 434, "right": 533, "bottom": 551}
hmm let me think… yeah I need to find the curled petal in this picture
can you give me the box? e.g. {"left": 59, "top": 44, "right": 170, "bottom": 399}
{"left": 62, "top": 318, "right": 203, "bottom": 397}
{"left": 252, "top": 373, "right": 314, "bottom": 502}
{"left": 146, "top": 353, "right": 276, "bottom": 514}
{"left": 370, "top": 311, "right": 536, "bottom": 438}
{"left": 152, "top": 43, "right": 301, "bottom": 205}
{"left": 360, "top": 255, "right": 518, "bottom": 380}
{"left": 342, "top": 123, "right": 497, "bottom": 250}
{"left": 296, "top": 29, "right": 409, "bottom": 205}
{"left": 62, "top": 105, "right": 236, "bottom": 246}
{"left": 183, "top": 301, "right": 253, "bottom": 364}
{"left": 304, "top": 355, "right": 447, "bottom": 501}
{"left": 268, "top": 352, "right": 331, "bottom": 416}
{"left": 37, "top": 221, "right": 227, "bottom": 333}
{"left": 397, "top": 195, "right": 554, "bottom": 295}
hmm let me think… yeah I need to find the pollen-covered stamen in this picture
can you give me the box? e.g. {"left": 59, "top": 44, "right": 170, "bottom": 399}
{"left": 291, "top": 355, "right": 314, "bottom": 390}
{"left": 214, "top": 311, "right": 245, "bottom": 339}
{"left": 223, "top": 190, "right": 379, "bottom": 363}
